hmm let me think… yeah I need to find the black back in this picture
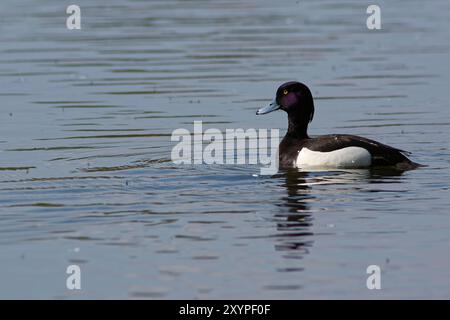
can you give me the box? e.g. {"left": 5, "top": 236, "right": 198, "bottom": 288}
{"left": 279, "top": 133, "right": 420, "bottom": 169}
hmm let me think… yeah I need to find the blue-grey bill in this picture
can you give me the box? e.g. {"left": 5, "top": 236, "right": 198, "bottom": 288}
{"left": 256, "top": 100, "right": 280, "bottom": 115}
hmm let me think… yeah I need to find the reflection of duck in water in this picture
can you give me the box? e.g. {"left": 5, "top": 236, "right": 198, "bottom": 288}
{"left": 274, "top": 167, "right": 409, "bottom": 257}
{"left": 274, "top": 169, "right": 314, "bottom": 255}
{"left": 257, "top": 81, "right": 422, "bottom": 170}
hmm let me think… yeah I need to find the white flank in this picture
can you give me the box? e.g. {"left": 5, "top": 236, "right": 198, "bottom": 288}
{"left": 295, "top": 147, "right": 372, "bottom": 169}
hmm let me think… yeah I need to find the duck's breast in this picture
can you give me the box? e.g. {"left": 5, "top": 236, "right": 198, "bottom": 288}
{"left": 295, "top": 146, "right": 372, "bottom": 168}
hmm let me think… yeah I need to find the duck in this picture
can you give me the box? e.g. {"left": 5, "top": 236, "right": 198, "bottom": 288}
{"left": 256, "top": 81, "right": 421, "bottom": 170}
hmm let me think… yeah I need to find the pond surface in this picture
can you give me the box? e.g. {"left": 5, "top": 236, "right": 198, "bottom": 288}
{"left": 1, "top": 0, "right": 450, "bottom": 299}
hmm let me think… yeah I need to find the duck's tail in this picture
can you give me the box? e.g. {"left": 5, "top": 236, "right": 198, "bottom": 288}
{"left": 395, "top": 159, "right": 425, "bottom": 171}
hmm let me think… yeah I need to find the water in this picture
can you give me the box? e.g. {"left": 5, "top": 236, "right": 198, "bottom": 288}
{"left": 1, "top": 0, "right": 450, "bottom": 299}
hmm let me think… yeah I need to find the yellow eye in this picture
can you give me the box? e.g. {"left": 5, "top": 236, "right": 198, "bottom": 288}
{"left": 283, "top": 89, "right": 288, "bottom": 95}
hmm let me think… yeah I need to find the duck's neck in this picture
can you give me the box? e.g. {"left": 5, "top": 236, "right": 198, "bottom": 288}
{"left": 287, "top": 112, "right": 310, "bottom": 139}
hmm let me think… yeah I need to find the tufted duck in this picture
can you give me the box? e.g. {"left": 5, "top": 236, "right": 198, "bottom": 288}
{"left": 256, "top": 81, "right": 421, "bottom": 170}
